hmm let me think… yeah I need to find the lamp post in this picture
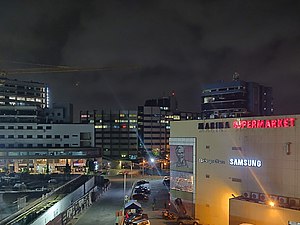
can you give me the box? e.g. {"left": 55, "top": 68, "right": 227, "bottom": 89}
{"left": 123, "top": 171, "right": 127, "bottom": 208}
{"left": 142, "top": 159, "right": 145, "bottom": 177}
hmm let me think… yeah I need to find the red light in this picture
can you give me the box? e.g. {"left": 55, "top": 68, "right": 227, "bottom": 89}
{"left": 233, "top": 118, "right": 296, "bottom": 129}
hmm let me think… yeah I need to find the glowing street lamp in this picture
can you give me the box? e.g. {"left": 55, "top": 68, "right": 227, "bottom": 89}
{"left": 269, "top": 201, "right": 275, "bottom": 207}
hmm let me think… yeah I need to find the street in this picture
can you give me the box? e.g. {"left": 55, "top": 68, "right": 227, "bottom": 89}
{"left": 73, "top": 173, "right": 177, "bottom": 225}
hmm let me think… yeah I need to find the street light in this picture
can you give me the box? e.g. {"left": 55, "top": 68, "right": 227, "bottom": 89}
{"left": 123, "top": 171, "right": 127, "bottom": 208}
{"left": 142, "top": 159, "right": 146, "bottom": 177}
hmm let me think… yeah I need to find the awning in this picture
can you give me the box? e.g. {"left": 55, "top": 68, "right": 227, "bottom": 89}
{"left": 125, "top": 200, "right": 142, "bottom": 210}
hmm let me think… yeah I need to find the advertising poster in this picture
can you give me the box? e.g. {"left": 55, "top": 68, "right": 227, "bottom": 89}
{"left": 170, "top": 145, "right": 193, "bottom": 173}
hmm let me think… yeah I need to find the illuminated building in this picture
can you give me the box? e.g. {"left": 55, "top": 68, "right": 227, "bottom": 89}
{"left": 201, "top": 73, "right": 273, "bottom": 119}
{"left": 80, "top": 110, "right": 138, "bottom": 161}
{"left": 0, "top": 77, "right": 48, "bottom": 123}
{"left": 138, "top": 93, "right": 200, "bottom": 160}
{"left": 0, "top": 123, "right": 99, "bottom": 173}
{"left": 170, "top": 115, "right": 300, "bottom": 225}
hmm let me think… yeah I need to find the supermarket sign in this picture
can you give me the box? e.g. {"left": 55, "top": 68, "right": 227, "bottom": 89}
{"left": 233, "top": 118, "right": 295, "bottom": 129}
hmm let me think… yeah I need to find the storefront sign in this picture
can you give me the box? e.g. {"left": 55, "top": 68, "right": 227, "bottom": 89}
{"left": 199, "top": 158, "right": 225, "bottom": 164}
{"left": 233, "top": 118, "right": 295, "bottom": 129}
{"left": 198, "top": 121, "right": 230, "bottom": 130}
{"left": 229, "top": 158, "right": 262, "bottom": 168}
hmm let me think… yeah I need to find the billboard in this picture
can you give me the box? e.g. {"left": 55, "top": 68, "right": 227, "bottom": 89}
{"left": 170, "top": 145, "right": 193, "bottom": 173}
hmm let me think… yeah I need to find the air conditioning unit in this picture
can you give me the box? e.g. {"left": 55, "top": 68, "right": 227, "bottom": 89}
{"left": 278, "top": 196, "right": 288, "bottom": 205}
{"left": 243, "top": 192, "right": 251, "bottom": 198}
{"left": 270, "top": 195, "right": 278, "bottom": 202}
{"left": 259, "top": 193, "right": 266, "bottom": 202}
{"left": 250, "top": 192, "right": 259, "bottom": 200}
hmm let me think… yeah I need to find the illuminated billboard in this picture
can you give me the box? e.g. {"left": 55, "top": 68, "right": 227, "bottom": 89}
{"left": 170, "top": 145, "right": 193, "bottom": 173}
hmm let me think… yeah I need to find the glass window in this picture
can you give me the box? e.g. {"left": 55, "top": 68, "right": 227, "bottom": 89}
{"left": 46, "top": 135, "right": 52, "bottom": 139}
{"left": 46, "top": 126, "right": 52, "bottom": 130}
{"left": 37, "top": 135, "right": 43, "bottom": 138}
{"left": 8, "top": 126, "right": 14, "bottom": 129}
{"left": 64, "top": 135, "right": 69, "bottom": 138}
{"left": 18, "top": 126, "right": 23, "bottom": 130}
{"left": 37, "top": 126, "right": 43, "bottom": 130}
{"left": 8, "top": 135, "right": 14, "bottom": 138}
{"left": 55, "top": 135, "right": 60, "bottom": 139}
{"left": 27, "top": 126, "right": 33, "bottom": 129}
{"left": 18, "top": 135, "right": 24, "bottom": 138}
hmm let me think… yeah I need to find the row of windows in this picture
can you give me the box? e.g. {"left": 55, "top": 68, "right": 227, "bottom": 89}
{"left": 0, "top": 125, "right": 52, "bottom": 130}
{"left": 0, "top": 134, "right": 77, "bottom": 139}
{"left": 0, "top": 143, "right": 77, "bottom": 148}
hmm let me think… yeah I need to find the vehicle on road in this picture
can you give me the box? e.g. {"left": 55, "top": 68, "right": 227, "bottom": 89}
{"left": 132, "top": 193, "right": 149, "bottom": 201}
{"left": 177, "top": 215, "right": 200, "bottom": 225}
{"left": 163, "top": 176, "right": 170, "bottom": 186}
{"left": 132, "top": 219, "right": 151, "bottom": 225}
{"left": 136, "top": 180, "right": 149, "bottom": 186}
{"left": 125, "top": 213, "right": 148, "bottom": 225}
{"left": 13, "top": 182, "right": 26, "bottom": 190}
{"left": 48, "top": 179, "right": 57, "bottom": 183}
{"left": 134, "top": 185, "right": 151, "bottom": 194}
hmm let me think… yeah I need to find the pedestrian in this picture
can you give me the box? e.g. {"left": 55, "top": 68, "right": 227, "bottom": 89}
{"left": 152, "top": 202, "right": 155, "bottom": 211}
{"left": 153, "top": 197, "right": 156, "bottom": 204}
{"left": 164, "top": 202, "right": 167, "bottom": 209}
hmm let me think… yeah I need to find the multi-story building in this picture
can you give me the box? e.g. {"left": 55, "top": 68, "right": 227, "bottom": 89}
{"left": 45, "top": 102, "right": 74, "bottom": 123}
{"left": 80, "top": 110, "right": 138, "bottom": 161}
{"left": 0, "top": 123, "right": 99, "bottom": 173}
{"left": 0, "top": 77, "right": 49, "bottom": 123}
{"left": 138, "top": 93, "right": 201, "bottom": 160}
{"left": 201, "top": 73, "right": 273, "bottom": 119}
{"left": 170, "top": 115, "right": 300, "bottom": 225}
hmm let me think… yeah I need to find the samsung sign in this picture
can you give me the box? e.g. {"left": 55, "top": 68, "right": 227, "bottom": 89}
{"left": 229, "top": 158, "right": 262, "bottom": 168}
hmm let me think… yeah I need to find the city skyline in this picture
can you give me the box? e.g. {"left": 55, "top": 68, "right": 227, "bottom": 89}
{"left": 0, "top": 1, "right": 299, "bottom": 119}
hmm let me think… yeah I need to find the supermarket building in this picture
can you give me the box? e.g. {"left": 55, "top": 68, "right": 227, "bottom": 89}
{"left": 169, "top": 115, "right": 300, "bottom": 225}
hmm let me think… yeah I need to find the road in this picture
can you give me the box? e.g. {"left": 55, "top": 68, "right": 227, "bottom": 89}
{"left": 74, "top": 173, "right": 177, "bottom": 225}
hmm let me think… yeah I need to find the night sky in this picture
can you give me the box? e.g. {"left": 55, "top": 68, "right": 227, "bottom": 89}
{"left": 0, "top": 0, "right": 300, "bottom": 121}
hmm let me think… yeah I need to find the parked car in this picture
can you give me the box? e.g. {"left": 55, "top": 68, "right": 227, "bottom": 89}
{"left": 132, "top": 219, "right": 151, "bottom": 225}
{"left": 134, "top": 186, "right": 151, "bottom": 194}
{"left": 177, "top": 215, "right": 200, "bottom": 225}
{"left": 125, "top": 213, "right": 148, "bottom": 225}
{"left": 136, "top": 180, "right": 149, "bottom": 186}
{"left": 132, "top": 193, "right": 149, "bottom": 201}
{"left": 48, "top": 179, "right": 57, "bottom": 183}
{"left": 163, "top": 176, "right": 170, "bottom": 186}
{"left": 13, "top": 182, "right": 27, "bottom": 190}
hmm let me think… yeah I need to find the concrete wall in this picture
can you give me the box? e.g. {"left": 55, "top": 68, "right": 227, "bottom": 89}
{"left": 230, "top": 198, "right": 300, "bottom": 225}
{"left": 30, "top": 176, "right": 95, "bottom": 225}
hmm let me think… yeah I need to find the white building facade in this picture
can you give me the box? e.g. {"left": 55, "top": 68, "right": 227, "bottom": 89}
{"left": 0, "top": 123, "right": 100, "bottom": 173}
{"left": 170, "top": 115, "right": 300, "bottom": 225}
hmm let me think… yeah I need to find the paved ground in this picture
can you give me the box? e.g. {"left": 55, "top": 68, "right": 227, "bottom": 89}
{"left": 69, "top": 174, "right": 177, "bottom": 225}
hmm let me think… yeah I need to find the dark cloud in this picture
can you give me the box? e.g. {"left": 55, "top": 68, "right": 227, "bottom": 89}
{"left": 0, "top": 0, "right": 300, "bottom": 120}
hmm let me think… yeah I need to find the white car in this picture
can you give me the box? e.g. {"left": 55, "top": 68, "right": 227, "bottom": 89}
{"left": 177, "top": 215, "right": 200, "bottom": 225}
